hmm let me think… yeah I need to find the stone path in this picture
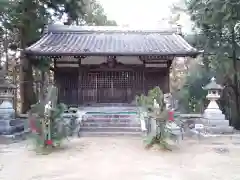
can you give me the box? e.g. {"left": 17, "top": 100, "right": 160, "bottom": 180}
{"left": 1, "top": 137, "right": 240, "bottom": 180}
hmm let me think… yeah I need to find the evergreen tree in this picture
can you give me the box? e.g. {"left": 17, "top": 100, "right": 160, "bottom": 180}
{"left": 0, "top": 0, "right": 117, "bottom": 113}
{"left": 186, "top": 0, "right": 240, "bottom": 127}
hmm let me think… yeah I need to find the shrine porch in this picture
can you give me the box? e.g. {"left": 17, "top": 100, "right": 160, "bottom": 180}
{"left": 55, "top": 66, "right": 169, "bottom": 106}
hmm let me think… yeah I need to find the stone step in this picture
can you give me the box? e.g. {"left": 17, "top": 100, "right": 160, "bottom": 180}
{"left": 81, "top": 126, "right": 141, "bottom": 133}
{"left": 85, "top": 113, "right": 137, "bottom": 117}
{"left": 79, "top": 109, "right": 141, "bottom": 137}
{"left": 79, "top": 131, "right": 142, "bottom": 137}
{"left": 82, "top": 122, "right": 140, "bottom": 127}
{"left": 201, "top": 119, "right": 230, "bottom": 126}
{"left": 84, "top": 118, "right": 139, "bottom": 123}
{"left": 85, "top": 114, "right": 137, "bottom": 116}
{"left": 205, "top": 126, "right": 234, "bottom": 134}
{"left": 0, "top": 130, "right": 29, "bottom": 144}
{"left": 85, "top": 115, "right": 137, "bottom": 120}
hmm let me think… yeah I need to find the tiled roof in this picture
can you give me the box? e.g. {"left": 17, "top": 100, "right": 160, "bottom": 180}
{"left": 25, "top": 24, "right": 199, "bottom": 56}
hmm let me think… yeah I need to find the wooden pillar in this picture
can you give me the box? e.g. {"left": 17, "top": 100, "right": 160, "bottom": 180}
{"left": 76, "top": 56, "right": 86, "bottom": 105}
{"left": 78, "top": 57, "right": 81, "bottom": 105}
{"left": 166, "top": 60, "right": 172, "bottom": 93}
{"left": 53, "top": 58, "right": 57, "bottom": 85}
{"left": 138, "top": 56, "right": 146, "bottom": 95}
{"left": 142, "top": 60, "right": 146, "bottom": 95}
{"left": 165, "top": 68, "right": 170, "bottom": 93}
{"left": 53, "top": 57, "right": 61, "bottom": 103}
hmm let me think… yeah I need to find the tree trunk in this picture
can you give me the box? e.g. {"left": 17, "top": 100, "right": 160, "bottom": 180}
{"left": 4, "top": 32, "right": 8, "bottom": 71}
{"left": 19, "top": 28, "right": 36, "bottom": 113}
{"left": 20, "top": 54, "right": 36, "bottom": 113}
{"left": 231, "top": 27, "right": 240, "bottom": 128}
{"left": 13, "top": 65, "right": 17, "bottom": 114}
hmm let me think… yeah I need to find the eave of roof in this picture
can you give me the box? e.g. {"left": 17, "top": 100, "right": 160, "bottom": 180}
{"left": 25, "top": 24, "right": 201, "bottom": 57}
{"left": 203, "top": 82, "right": 223, "bottom": 90}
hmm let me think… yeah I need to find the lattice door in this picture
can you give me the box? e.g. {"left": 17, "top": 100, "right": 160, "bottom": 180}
{"left": 82, "top": 72, "right": 98, "bottom": 103}
{"left": 81, "top": 71, "right": 144, "bottom": 104}
{"left": 97, "top": 71, "right": 132, "bottom": 103}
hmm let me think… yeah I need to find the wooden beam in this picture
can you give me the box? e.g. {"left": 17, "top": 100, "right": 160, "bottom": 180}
{"left": 56, "top": 64, "right": 79, "bottom": 67}
{"left": 74, "top": 55, "right": 86, "bottom": 59}
{"left": 50, "top": 56, "right": 62, "bottom": 59}
{"left": 56, "top": 61, "right": 79, "bottom": 65}
{"left": 144, "top": 60, "right": 168, "bottom": 64}
{"left": 145, "top": 63, "right": 167, "bottom": 68}
{"left": 56, "top": 61, "right": 79, "bottom": 64}
{"left": 139, "top": 55, "right": 174, "bottom": 61}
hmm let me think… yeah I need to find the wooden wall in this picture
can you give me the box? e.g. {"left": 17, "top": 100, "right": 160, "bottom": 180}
{"left": 55, "top": 66, "right": 169, "bottom": 106}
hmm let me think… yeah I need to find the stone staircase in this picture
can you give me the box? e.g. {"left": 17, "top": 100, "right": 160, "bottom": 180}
{"left": 79, "top": 108, "right": 142, "bottom": 137}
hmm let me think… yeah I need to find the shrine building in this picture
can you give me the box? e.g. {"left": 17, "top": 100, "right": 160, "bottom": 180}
{"left": 25, "top": 24, "right": 199, "bottom": 106}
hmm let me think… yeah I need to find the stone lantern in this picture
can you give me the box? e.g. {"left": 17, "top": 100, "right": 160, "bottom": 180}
{"left": 203, "top": 77, "right": 224, "bottom": 118}
{"left": 0, "top": 68, "right": 16, "bottom": 118}
{"left": 0, "top": 68, "right": 23, "bottom": 136}
{"left": 202, "top": 77, "right": 233, "bottom": 134}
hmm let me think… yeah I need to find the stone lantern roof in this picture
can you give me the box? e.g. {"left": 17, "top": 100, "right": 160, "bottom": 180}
{"left": 203, "top": 77, "right": 223, "bottom": 90}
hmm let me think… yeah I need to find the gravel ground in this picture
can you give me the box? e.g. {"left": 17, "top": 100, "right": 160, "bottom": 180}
{"left": 0, "top": 137, "right": 240, "bottom": 180}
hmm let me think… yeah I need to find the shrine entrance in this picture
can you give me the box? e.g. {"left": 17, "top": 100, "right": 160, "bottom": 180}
{"left": 55, "top": 64, "right": 169, "bottom": 106}
{"left": 81, "top": 71, "right": 143, "bottom": 104}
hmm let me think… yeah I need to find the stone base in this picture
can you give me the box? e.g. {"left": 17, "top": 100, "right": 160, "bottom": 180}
{"left": 0, "top": 119, "right": 25, "bottom": 135}
{"left": 166, "top": 122, "right": 183, "bottom": 143}
{"left": 205, "top": 126, "right": 234, "bottom": 134}
{"left": 166, "top": 122, "right": 181, "bottom": 134}
{"left": 201, "top": 118, "right": 229, "bottom": 126}
{"left": 203, "top": 112, "right": 225, "bottom": 120}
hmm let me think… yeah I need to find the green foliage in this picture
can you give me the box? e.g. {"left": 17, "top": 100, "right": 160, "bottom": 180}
{"left": 31, "top": 57, "right": 51, "bottom": 72}
{"left": 1, "top": 0, "right": 116, "bottom": 42}
{"left": 136, "top": 87, "right": 171, "bottom": 151}
{"left": 0, "top": 0, "right": 117, "bottom": 112}
{"left": 28, "top": 86, "right": 70, "bottom": 153}
{"left": 82, "top": 0, "right": 117, "bottom": 26}
{"left": 136, "top": 86, "right": 164, "bottom": 111}
{"left": 177, "top": 66, "right": 211, "bottom": 113}
{"left": 187, "top": 0, "right": 240, "bottom": 58}
{"left": 178, "top": 0, "right": 240, "bottom": 127}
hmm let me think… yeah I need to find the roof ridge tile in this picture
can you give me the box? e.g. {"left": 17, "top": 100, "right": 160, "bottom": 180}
{"left": 44, "top": 24, "right": 178, "bottom": 35}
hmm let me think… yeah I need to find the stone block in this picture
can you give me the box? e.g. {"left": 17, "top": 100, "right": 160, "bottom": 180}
{"left": 166, "top": 122, "right": 182, "bottom": 137}
{"left": 203, "top": 113, "right": 225, "bottom": 120}
{"left": 201, "top": 118, "right": 230, "bottom": 126}
{"left": 205, "top": 126, "right": 234, "bottom": 134}
{"left": 0, "top": 119, "right": 25, "bottom": 135}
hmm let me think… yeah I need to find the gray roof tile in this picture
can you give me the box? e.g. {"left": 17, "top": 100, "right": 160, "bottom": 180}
{"left": 25, "top": 24, "right": 199, "bottom": 56}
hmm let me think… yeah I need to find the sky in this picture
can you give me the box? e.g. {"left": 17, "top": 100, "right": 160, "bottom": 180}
{"left": 98, "top": 0, "right": 193, "bottom": 33}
